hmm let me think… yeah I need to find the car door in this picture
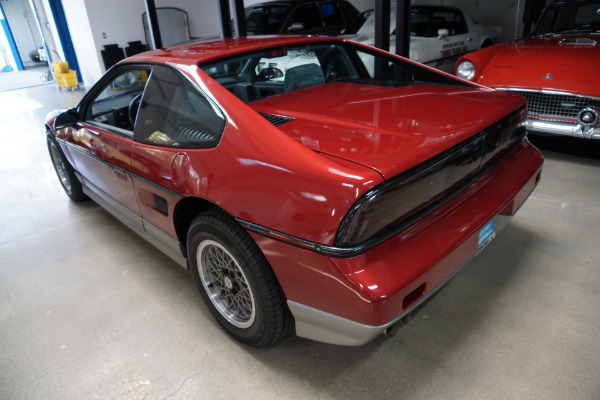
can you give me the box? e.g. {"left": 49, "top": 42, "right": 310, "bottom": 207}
{"left": 66, "top": 66, "right": 152, "bottom": 229}
{"left": 130, "top": 65, "right": 225, "bottom": 252}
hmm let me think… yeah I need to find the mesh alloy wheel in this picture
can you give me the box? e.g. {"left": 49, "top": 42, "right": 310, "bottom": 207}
{"left": 197, "top": 240, "right": 256, "bottom": 329}
{"left": 49, "top": 142, "right": 72, "bottom": 193}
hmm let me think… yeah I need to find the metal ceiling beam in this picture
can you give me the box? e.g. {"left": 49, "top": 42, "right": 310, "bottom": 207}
{"left": 217, "top": 0, "right": 233, "bottom": 39}
{"left": 144, "top": 0, "right": 162, "bottom": 49}
{"left": 374, "top": 0, "right": 391, "bottom": 53}
{"left": 395, "top": 0, "right": 410, "bottom": 58}
{"left": 233, "top": 0, "right": 247, "bottom": 37}
{"left": 374, "top": 0, "right": 390, "bottom": 79}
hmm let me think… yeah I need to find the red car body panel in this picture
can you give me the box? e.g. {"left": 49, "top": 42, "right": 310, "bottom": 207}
{"left": 458, "top": 35, "right": 600, "bottom": 96}
{"left": 252, "top": 81, "right": 526, "bottom": 179}
{"left": 254, "top": 140, "right": 542, "bottom": 327}
{"left": 456, "top": 0, "right": 600, "bottom": 139}
{"left": 45, "top": 35, "right": 544, "bottom": 345}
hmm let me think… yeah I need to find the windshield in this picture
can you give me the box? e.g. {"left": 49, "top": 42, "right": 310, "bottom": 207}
{"left": 534, "top": 2, "right": 600, "bottom": 34}
{"left": 246, "top": 4, "right": 291, "bottom": 34}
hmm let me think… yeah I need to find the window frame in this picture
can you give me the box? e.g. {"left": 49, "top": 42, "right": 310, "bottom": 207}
{"left": 79, "top": 64, "right": 154, "bottom": 138}
{"left": 132, "top": 63, "right": 226, "bottom": 149}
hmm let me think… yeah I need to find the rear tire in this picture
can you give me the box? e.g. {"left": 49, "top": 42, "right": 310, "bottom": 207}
{"left": 47, "top": 133, "right": 87, "bottom": 202}
{"left": 187, "top": 209, "right": 293, "bottom": 347}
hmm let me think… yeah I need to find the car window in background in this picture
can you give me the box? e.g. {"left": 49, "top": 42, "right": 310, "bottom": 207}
{"left": 577, "top": 4, "right": 600, "bottom": 24}
{"left": 246, "top": 5, "right": 291, "bottom": 34}
{"left": 321, "top": 2, "right": 344, "bottom": 28}
{"left": 410, "top": 9, "right": 430, "bottom": 36}
{"left": 534, "top": 2, "right": 600, "bottom": 34}
{"left": 86, "top": 68, "right": 151, "bottom": 132}
{"left": 134, "top": 65, "right": 225, "bottom": 148}
{"left": 339, "top": 1, "right": 359, "bottom": 25}
{"left": 290, "top": 3, "right": 323, "bottom": 30}
{"left": 431, "top": 9, "right": 467, "bottom": 35}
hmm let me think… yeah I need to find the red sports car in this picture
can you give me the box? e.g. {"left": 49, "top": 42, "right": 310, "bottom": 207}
{"left": 456, "top": 0, "right": 600, "bottom": 140}
{"left": 46, "top": 35, "right": 543, "bottom": 346}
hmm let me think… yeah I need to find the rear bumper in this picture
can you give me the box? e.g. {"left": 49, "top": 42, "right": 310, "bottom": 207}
{"left": 250, "top": 140, "right": 543, "bottom": 345}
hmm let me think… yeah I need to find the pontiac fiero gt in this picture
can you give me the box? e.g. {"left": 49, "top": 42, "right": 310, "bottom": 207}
{"left": 46, "top": 36, "right": 543, "bottom": 346}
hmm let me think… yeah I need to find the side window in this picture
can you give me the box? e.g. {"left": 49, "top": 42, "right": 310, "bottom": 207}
{"left": 85, "top": 68, "right": 150, "bottom": 133}
{"left": 431, "top": 10, "right": 468, "bottom": 36}
{"left": 451, "top": 10, "right": 468, "bottom": 35}
{"left": 289, "top": 3, "right": 322, "bottom": 31}
{"left": 134, "top": 65, "right": 225, "bottom": 148}
{"left": 339, "top": 2, "right": 359, "bottom": 24}
{"left": 410, "top": 9, "right": 431, "bottom": 36}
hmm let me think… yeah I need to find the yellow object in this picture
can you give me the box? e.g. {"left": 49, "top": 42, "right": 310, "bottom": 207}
{"left": 52, "top": 61, "right": 68, "bottom": 73}
{"left": 52, "top": 62, "right": 78, "bottom": 89}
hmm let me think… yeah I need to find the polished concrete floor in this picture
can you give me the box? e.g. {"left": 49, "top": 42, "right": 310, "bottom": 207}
{"left": 1, "top": 83, "right": 599, "bottom": 400}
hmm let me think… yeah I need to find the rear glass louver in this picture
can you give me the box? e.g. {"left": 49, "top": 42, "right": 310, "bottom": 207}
{"left": 260, "top": 113, "right": 294, "bottom": 127}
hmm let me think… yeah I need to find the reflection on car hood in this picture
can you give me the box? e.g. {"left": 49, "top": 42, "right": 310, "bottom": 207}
{"left": 492, "top": 35, "right": 600, "bottom": 68}
{"left": 251, "top": 82, "right": 525, "bottom": 179}
{"left": 481, "top": 34, "right": 600, "bottom": 95}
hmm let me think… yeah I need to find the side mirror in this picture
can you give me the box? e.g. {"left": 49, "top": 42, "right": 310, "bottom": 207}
{"left": 54, "top": 108, "right": 79, "bottom": 130}
{"left": 437, "top": 28, "right": 450, "bottom": 39}
{"left": 287, "top": 22, "right": 305, "bottom": 32}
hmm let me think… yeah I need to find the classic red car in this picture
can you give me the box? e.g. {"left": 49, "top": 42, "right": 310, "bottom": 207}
{"left": 456, "top": 0, "right": 600, "bottom": 140}
{"left": 46, "top": 35, "right": 543, "bottom": 347}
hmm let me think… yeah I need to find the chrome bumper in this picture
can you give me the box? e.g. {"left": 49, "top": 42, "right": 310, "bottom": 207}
{"left": 526, "top": 119, "right": 600, "bottom": 139}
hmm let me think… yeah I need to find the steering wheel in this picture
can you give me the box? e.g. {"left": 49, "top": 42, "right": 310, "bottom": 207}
{"left": 128, "top": 93, "right": 143, "bottom": 127}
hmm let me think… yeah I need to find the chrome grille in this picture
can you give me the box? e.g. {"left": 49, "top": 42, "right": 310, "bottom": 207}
{"left": 508, "top": 90, "right": 600, "bottom": 120}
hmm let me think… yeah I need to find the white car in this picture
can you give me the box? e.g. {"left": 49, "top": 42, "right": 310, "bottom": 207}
{"left": 344, "top": 5, "right": 502, "bottom": 73}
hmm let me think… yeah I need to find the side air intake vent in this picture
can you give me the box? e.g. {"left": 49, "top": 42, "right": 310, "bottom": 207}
{"left": 260, "top": 113, "right": 294, "bottom": 127}
{"left": 153, "top": 194, "right": 168, "bottom": 215}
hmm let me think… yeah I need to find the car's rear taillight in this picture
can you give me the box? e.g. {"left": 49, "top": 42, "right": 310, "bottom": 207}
{"left": 335, "top": 136, "right": 483, "bottom": 247}
{"left": 335, "top": 106, "right": 527, "bottom": 249}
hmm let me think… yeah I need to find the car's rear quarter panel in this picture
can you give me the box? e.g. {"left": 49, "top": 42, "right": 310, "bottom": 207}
{"left": 255, "top": 139, "right": 543, "bottom": 327}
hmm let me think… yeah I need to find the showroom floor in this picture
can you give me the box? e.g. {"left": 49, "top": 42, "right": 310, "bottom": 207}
{"left": 1, "top": 82, "right": 599, "bottom": 400}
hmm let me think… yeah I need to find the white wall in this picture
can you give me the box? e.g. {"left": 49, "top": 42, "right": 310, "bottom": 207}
{"left": 61, "top": 0, "right": 103, "bottom": 88}
{"left": 55, "top": 0, "right": 524, "bottom": 88}
{"left": 57, "top": 0, "right": 221, "bottom": 88}
{"left": 40, "top": 0, "right": 65, "bottom": 63}
{"left": 0, "top": 6, "right": 19, "bottom": 71}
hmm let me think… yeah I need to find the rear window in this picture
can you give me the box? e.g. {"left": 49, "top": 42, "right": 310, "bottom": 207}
{"left": 200, "top": 42, "right": 473, "bottom": 104}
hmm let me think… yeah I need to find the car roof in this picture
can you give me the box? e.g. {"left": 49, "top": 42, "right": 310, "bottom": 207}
{"left": 126, "top": 35, "right": 346, "bottom": 67}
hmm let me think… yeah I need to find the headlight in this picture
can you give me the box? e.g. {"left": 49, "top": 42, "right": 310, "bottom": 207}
{"left": 457, "top": 60, "right": 476, "bottom": 81}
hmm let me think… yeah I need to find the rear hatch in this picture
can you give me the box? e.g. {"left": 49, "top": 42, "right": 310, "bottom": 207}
{"left": 250, "top": 81, "right": 526, "bottom": 179}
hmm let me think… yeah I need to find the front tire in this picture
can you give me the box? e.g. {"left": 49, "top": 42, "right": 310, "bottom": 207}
{"left": 187, "top": 209, "right": 293, "bottom": 347}
{"left": 47, "top": 133, "right": 87, "bottom": 202}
